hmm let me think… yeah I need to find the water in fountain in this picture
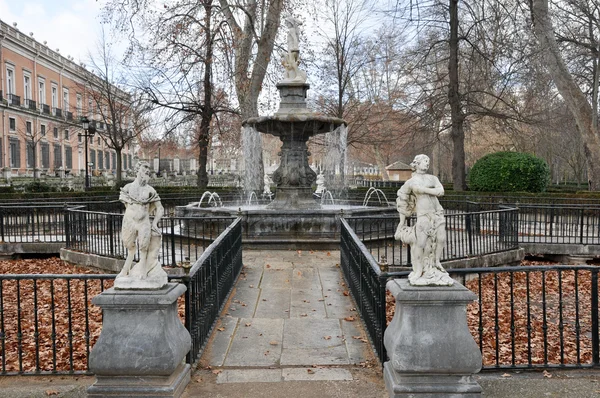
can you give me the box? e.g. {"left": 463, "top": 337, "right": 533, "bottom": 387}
{"left": 197, "top": 191, "right": 223, "bottom": 207}
{"left": 323, "top": 124, "right": 348, "bottom": 195}
{"left": 362, "top": 187, "right": 391, "bottom": 207}
{"left": 242, "top": 125, "right": 264, "bottom": 194}
{"left": 320, "top": 190, "right": 335, "bottom": 205}
{"left": 246, "top": 191, "right": 258, "bottom": 205}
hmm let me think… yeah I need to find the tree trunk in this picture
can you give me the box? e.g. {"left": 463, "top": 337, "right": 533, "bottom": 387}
{"left": 531, "top": 0, "right": 600, "bottom": 190}
{"left": 197, "top": 0, "right": 213, "bottom": 190}
{"left": 448, "top": 0, "right": 467, "bottom": 191}
{"left": 116, "top": 148, "right": 122, "bottom": 184}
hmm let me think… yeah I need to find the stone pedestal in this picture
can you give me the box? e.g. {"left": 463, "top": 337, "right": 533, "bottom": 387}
{"left": 88, "top": 283, "right": 191, "bottom": 397}
{"left": 384, "top": 279, "right": 482, "bottom": 398}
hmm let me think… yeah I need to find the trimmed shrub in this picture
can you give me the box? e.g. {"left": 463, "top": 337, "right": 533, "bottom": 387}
{"left": 468, "top": 152, "right": 550, "bottom": 193}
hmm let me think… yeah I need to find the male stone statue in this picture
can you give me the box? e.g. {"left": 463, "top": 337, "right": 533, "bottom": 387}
{"left": 281, "top": 17, "right": 307, "bottom": 83}
{"left": 115, "top": 161, "right": 168, "bottom": 289}
{"left": 394, "top": 154, "right": 453, "bottom": 286}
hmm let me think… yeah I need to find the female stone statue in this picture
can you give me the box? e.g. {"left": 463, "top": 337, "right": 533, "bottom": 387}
{"left": 394, "top": 154, "right": 453, "bottom": 286}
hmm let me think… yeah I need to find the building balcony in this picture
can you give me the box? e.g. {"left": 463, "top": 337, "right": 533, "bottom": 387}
{"left": 7, "top": 94, "right": 20, "bottom": 106}
{"left": 41, "top": 104, "right": 50, "bottom": 115}
{"left": 24, "top": 99, "right": 36, "bottom": 111}
{"left": 66, "top": 111, "right": 73, "bottom": 121}
{"left": 53, "top": 108, "right": 62, "bottom": 117}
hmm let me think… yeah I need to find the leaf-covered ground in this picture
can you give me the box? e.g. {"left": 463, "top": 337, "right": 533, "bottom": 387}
{"left": 0, "top": 258, "right": 184, "bottom": 374}
{"left": 386, "top": 260, "right": 595, "bottom": 367}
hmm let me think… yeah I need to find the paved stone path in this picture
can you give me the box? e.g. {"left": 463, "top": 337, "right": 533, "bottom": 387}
{"left": 201, "top": 249, "right": 376, "bottom": 384}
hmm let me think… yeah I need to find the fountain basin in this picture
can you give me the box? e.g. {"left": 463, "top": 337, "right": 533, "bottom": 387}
{"left": 175, "top": 203, "right": 396, "bottom": 250}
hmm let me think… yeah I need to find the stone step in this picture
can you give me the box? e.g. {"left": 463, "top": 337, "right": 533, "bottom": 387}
{"left": 216, "top": 367, "right": 353, "bottom": 384}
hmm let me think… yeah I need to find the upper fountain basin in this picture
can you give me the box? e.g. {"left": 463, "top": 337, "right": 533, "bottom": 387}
{"left": 243, "top": 114, "right": 346, "bottom": 138}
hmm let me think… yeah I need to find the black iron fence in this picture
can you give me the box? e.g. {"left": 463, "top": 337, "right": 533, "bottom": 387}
{"left": 64, "top": 207, "right": 233, "bottom": 266}
{"left": 0, "top": 205, "right": 67, "bottom": 243}
{"left": 182, "top": 217, "right": 243, "bottom": 363}
{"left": 0, "top": 217, "right": 243, "bottom": 375}
{"left": 340, "top": 219, "right": 387, "bottom": 363}
{"left": 346, "top": 205, "right": 519, "bottom": 267}
{"left": 341, "top": 219, "right": 600, "bottom": 370}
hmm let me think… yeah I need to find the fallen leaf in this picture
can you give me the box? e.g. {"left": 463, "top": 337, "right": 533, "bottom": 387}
{"left": 217, "top": 327, "right": 225, "bottom": 332}
{"left": 270, "top": 341, "right": 279, "bottom": 345}
{"left": 543, "top": 370, "right": 552, "bottom": 378}
{"left": 212, "top": 369, "right": 222, "bottom": 375}
{"left": 324, "top": 336, "right": 331, "bottom": 340}
{"left": 501, "top": 373, "right": 511, "bottom": 378}
{"left": 45, "top": 391, "right": 60, "bottom": 396}
{"left": 344, "top": 316, "right": 355, "bottom": 322}
{"left": 307, "top": 368, "right": 314, "bottom": 374}
{"left": 245, "top": 323, "right": 252, "bottom": 327}
{"left": 343, "top": 291, "right": 349, "bottom": 296}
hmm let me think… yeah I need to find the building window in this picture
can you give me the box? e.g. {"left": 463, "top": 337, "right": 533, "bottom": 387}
{"left": 105, "top": 152, "right": 110, "bottom": 170}
{"left": 51, "top": 84, "right": 58, "bottom": 113}
{"left": 41, "top": 143, "right": 50, "bottom": 169}
{"left": 26, "top": 121, "right": 32, "bottom": 135}
{"left": 65, "top": 146, "right": 72, "bottom": 169}
{"left": 123, "top": 154, "right": 127, "bottom": 170}
{"left": 6, "top": 66, "right": 15, "bottom": 95}
{"left": 64, "top": 129, "right": 69, "bottom": 140}
{"left": 41, "top": 124, "right": 46, "bottom": 136}
{"left": 23, "top": 72, "right": 31, "bottom": 101}
{"left": 26, "top": 143, "right": 35, "bottom": 168}
{"left": 9, "top": 117, "right": 16, "bottom": 131}
{"left": 112, "top": 152, "right": 116, "bottom": 169}
{"left": 54, "top": 144, "right": 62, "bottom": 169}
{"left": 98, "top": 150, "right": 104, "bottom": 169}
{"left": 76, "top": 94, "right": 82, "bottom": 118}
{"left": 88, "top": 98, "right": 93, "bottom": 116}
{"left": 97, "top": 137, "right": 101, "bottom": 145}
{"left": 63, "top": 88, "right": 69, "bottom": 112}
{"left": 9, "top": 138, "right": 20, "bottom": 168}
{"left": 38, "top": 78, "right": 46, "bottom": 106}
{"left": 53, "top": 127, "right": 58, "bottom": 139}
{"left": 78, "top": 134, "right": 82, "bottom": 143}
{"left": 90, "top": 150, "right": 96, "bottom": 170}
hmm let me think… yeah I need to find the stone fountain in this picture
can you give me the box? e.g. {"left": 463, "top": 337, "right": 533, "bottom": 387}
{"left": 175, "top": 18, "right": 394, "bottom": 248}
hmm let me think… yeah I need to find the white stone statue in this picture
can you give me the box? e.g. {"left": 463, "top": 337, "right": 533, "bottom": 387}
{"left": 115, "top": 161, "right": 168, "bottom": 289}
{"left": 315, "top": 172, "right": 326, "bottom": 195}
{"left": 281, "top": 17, "right": 307, "bottom": 84}
{"left": 263, "top": 173, "right": 273, "bottom": 196}
{"left": 394, "top": 154, "right": 453, "bottom": 286}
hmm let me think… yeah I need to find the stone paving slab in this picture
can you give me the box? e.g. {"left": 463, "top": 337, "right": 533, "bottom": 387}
{"left": 291, "top": 267, "right": 321, "bottom": 289}
{"left": 282, "top": 368, "right": 353, "bottom": 381}
{"left": 254, "top": 288, "right": 291, "bottom": 318}
{"left": 223, "top": 318, "right": 284, "bottom": 367}
{"left": 290, "top": 288, "right": 327, "bottom": 318}
{"left": 280, "top": 346, "right": 350, "bottom": 366}
{"left": 205, "top": 316, "right": 238, "bottom": 367}
{"left": 260, "top": 268, "right": 293, "bottom": 288}
{"left": 216, "top": 369, "right": 282, "bottom": 384}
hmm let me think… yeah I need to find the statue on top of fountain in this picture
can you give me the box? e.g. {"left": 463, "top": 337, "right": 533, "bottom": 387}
{"left": 394, "top": 154, "right": 453, "bottom": 287}
{"left": 281, "top": 17, "right": 307, "bottom": 84}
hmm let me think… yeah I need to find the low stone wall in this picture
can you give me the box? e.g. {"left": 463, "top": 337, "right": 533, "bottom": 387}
{"left": 60, "top": 248, "right": 123, "bottom": 273}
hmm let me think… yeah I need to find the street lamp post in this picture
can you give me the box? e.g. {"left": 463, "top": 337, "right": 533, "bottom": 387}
{"left": 79, "top": 116, "right": 96, "bottom": 191}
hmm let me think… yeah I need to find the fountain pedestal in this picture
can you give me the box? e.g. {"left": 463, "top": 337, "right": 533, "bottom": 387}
{"left": 244, "top": 83, "right": 345, "bottom": 210}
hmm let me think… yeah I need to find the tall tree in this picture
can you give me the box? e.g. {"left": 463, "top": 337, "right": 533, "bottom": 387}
{"left": 531, "top": 0, "right": 600, "bottom": 190}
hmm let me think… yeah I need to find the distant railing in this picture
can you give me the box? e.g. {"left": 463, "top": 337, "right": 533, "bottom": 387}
{"left": 7, "top": 94, "right": 20, "bottom": 106}
{"left": 345, "top": 205, "right": 519, "bottom": 267}
{"left": 24, "top": 99, "right": 36, "bottom": 110}
{"left": 41, "top": 104, "right": 50, "bottom": 115}
{"left": 64, "top": 207, "right": 234, "bottom": 266}
{"left": 53, "top": 108, "right": 62, "bottom": 118}
{"left": 0, "top": 217, "right": 243, "bottom": 375}
{"left": 0, "top": 205, "right": 67, "bottom": 243}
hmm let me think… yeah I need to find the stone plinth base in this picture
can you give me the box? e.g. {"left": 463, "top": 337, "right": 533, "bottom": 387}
{"left": 383, "top": 279, "right": 482, "bottom": 398}
{"left": 87, "top": 363, "right": 190, "bottom": 398}
{"left": 88, "top": 283, "right": 191, "bottom": 398}
{"left": 383, "top": 364, "right": 481, "bottom": 397}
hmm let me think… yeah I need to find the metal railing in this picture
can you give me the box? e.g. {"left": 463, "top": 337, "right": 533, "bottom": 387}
{"left": 341, "top": 219, "right": 600, "bottom": 370}
{"left": 517, "top": 204, "right": 600, "bottom": 245}
{"left": 0, "top": 217, "right": 243, "bottom": 375}
{"left": 340, "top": 218, "right": 387, "bottom": 363}
{"left": 0, "top": 205, "right": 67, "bottom": 243}
{"left": 182, "top": 217, "right": 243, "bottom": 363}
{"left": 41, "top": 104, "right": 50, "bottom": 115}
{"left": 24, "top": 99, "right": 36, "bottom": 110}
{"left": 64, "top": 207, "right": 234, "bottom": 266}
{"left": 346, "top": 206, "right": 519, "bottom": 267}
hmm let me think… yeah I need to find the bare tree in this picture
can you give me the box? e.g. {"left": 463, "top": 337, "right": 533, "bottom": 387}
{"left": 531, "top": 0, "right": 600, "bottom": 190}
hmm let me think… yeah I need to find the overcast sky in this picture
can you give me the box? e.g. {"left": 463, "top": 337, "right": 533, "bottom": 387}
{"left": 0, "top": 0, "right": 111, "bottom": 62}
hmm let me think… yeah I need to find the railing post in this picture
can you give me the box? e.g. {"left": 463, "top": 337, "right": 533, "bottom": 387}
{"left": 580, "top": 207, "right": 585, "bottom": 245}
{"left": 171, "top": 217, "right": 176, "bottom": 267}
{"left": 592, "top": 270, "right": 599, "bottom": 366}
{"left": 549, "top": 204, "right": 554, "bottom": 238}
{"left": 108, "top": 215, "right": 114, "bottom": 257}
{"left": 466, "top": 213, "right": 473, "bottom": 256}
{"left": 64, "top": 206, "right": 70, "bottom": 248}
{"left": 0, "top": 207, "right": 4, "bottom": 243}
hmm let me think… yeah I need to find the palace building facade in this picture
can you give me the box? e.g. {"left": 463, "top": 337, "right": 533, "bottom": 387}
{"left": 0, "top": 20, "right": 134, "bottom": 178}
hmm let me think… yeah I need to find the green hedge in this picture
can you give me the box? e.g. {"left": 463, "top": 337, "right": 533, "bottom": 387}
{"left": 468, "top": 152, "right": 550, "bottom": 193}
